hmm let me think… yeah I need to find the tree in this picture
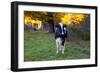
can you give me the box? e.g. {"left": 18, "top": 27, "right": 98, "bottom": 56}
{"left": 47, "top": 12, "right": 54, "bottom": 33}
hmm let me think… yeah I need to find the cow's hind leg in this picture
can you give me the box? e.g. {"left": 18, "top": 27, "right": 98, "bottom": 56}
{"left": 61, "top": 45, "right": 65, "bottom": 54}
{"left": 61, "top": 38, "right": 65, "bottom": 54}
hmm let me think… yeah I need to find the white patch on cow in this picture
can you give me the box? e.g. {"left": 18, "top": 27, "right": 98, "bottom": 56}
{"left": 64, "top": 27, "right": 66, "bottom": 30}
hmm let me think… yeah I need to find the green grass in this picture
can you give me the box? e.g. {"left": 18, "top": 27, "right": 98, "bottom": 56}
{"left": 24, "top": 31, "right": 90, "bottom": 62}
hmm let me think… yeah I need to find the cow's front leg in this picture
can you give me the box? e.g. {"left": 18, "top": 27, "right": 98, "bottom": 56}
{"left": 56, "top": 41, "right": 59, "bottom": 54}
{"left": 57, "top": 43, "right": 62, "bottom": 54}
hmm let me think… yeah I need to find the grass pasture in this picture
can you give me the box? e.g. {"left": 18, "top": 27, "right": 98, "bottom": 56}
{"left": 24, "top": 31, "right": 90, "bottom": 62}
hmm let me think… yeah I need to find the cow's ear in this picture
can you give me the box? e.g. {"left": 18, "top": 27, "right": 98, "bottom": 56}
{"left": 55, "top": 24, "right": 57, "bottom": 27}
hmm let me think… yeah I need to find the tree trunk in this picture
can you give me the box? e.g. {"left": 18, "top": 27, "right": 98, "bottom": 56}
{"left": 47, "top": 13, "right": 54, "bottom": 33}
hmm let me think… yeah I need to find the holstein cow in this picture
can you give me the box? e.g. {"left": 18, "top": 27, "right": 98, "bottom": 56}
{"left": 55, "top": 23, "right": 68, "bottom": 54}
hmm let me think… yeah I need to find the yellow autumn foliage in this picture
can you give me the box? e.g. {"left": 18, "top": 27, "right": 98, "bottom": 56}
{"left": 24, "top": 12, "right": 86, "bottom": 26}
{"left": 61, "top": 13, "right": 85, "bottom": 25}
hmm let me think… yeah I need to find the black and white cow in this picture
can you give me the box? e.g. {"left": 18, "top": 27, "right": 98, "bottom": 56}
{"left": 54, "top": 23, "right": 68, "bottom": 54}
